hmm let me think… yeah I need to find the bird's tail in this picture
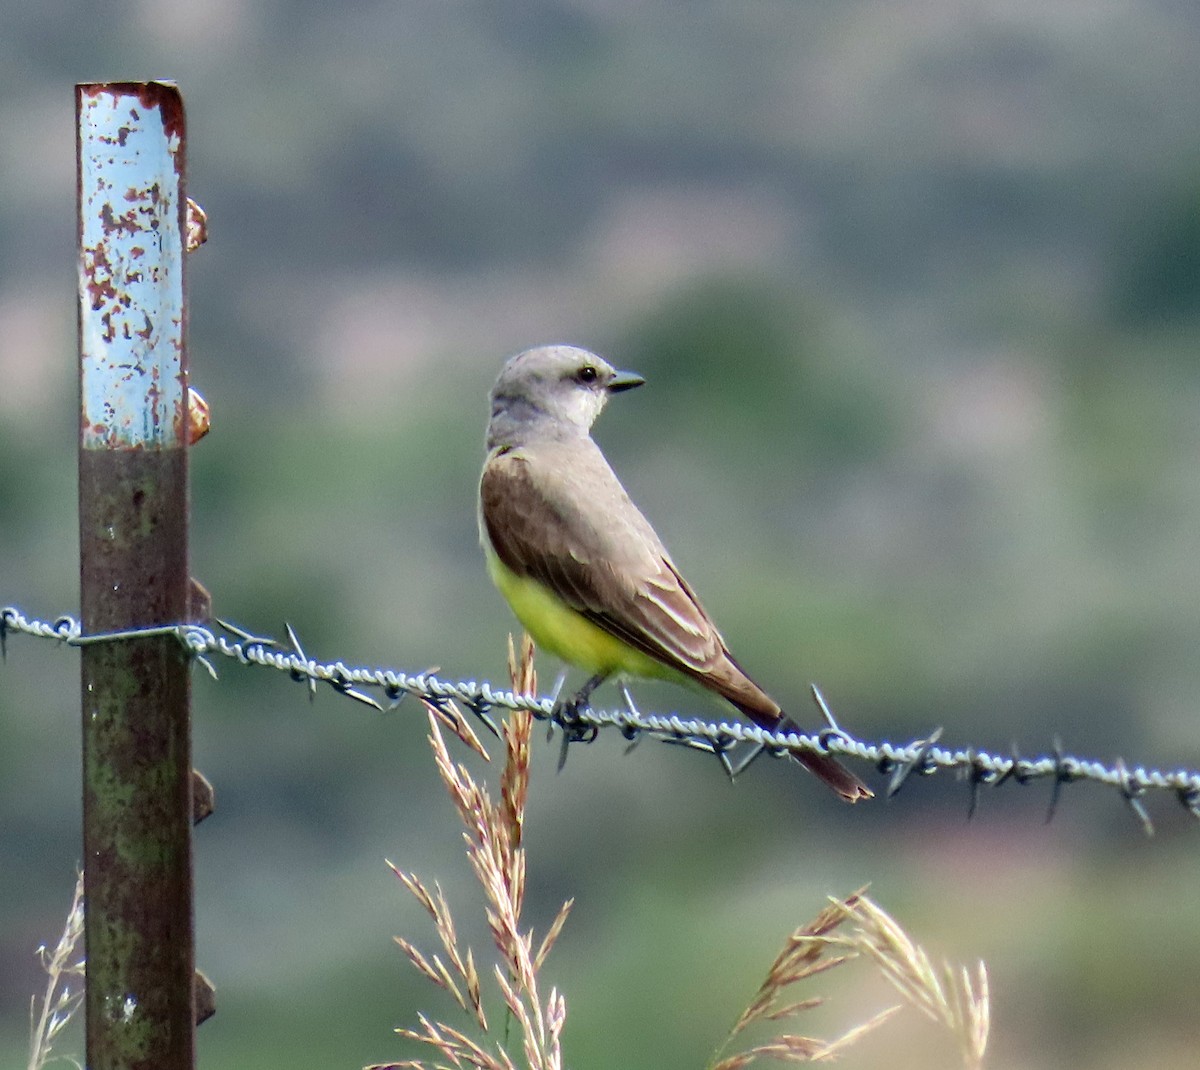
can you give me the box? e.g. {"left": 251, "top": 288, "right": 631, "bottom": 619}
{"left": 709, "top": 658, "right": 873, "bottom": 802}
{"left": 793, "top": 745, "right": 874, "bottom": 803}
{"left": 751, "top": 708, "right": 873, "bottom": 803}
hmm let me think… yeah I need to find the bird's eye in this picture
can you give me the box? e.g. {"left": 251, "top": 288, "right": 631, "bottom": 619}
{"left": 577, "top": 365, "right": 599, "bottom": 384}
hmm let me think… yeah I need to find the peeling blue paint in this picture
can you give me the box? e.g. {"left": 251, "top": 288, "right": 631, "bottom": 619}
{"left": 78, "top": 83, "right": 187, "bottom": 450}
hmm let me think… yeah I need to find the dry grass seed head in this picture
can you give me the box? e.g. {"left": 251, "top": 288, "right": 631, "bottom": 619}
{"left": 808, "top": 1004, "right": 905, "bottom": 1061}
{"left": 382, "top": 634, "right": 568, "bottom": 1070}
{"left": 761, "top": 997, "right": 824, "bottom": 1022}
{"left": 730, "top": 888, "right": 867, "bottom": 1038}
{"left": 501, "top": 634, "right": 535, "bottom": 866}
{"left": 714, "top": 888, "right": 903, "bottom": 1070}
{"left": 389, "top": 1012, "right": 515, "bottom": 1070}
{"left": 386, "top": 866, "right": 487, "bottom": 1029}
{"left": 422, "top": 695, "right": 490, "bottom": 760}
{"left": 500, "top": 709, "right": 532, "bottom": 855}
{"left": 443, "top": 735, "right": 546, "bottom": 1055}
{"left": 426, "top": 709, "right": 487, "bottom": 832}
{"left": 826, "top": 895, "right": 990, "bottom": 1070}
{"left": 506, "top": 633, "right": 538, "bottom": 697}
{"left": 28, "top": 871, "right": 86, "bottom": 1070}
{"left": 392, "top": 937, "right": 454, "bottom": 999}
{"left": 534, "top": 899, "right": 574, "bottom": 972}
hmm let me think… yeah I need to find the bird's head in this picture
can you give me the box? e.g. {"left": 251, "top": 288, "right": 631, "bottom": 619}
{"left": 488, "top": 345, "right": 644, "bottom": 448}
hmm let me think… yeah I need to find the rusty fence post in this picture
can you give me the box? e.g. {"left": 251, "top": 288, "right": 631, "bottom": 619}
{"left": 77, "top": 81, "right": 196, "bottom": 1070}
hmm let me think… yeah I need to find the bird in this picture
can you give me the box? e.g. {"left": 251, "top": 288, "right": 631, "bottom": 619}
{"left": 478, "top": 344, "right": 872, "bottom": 802}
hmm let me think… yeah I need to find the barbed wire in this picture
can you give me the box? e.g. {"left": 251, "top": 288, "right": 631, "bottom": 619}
{"left": 3, "top": 604, "right": 1198, "bottom": 833}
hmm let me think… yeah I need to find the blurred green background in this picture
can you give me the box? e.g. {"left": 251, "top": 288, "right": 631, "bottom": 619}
{"left": 3, "top": 2, "right": 1200, "bottom": 1068}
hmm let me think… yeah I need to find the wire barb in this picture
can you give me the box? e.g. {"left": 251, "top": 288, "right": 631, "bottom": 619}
{"left": 284, "top": 622, "right": 318, "bottom": 702}
{"left": 1045, "top": 737, "right": 1077, "bottom": 825}
{"left": 3, "top": 604, "right": 1199, "bottom": 830}
{"left": 964, "top": 750, "right": 995, "bottom": 821}
{"left": 1114, "top": 758, "right": 1154, "bottom": 836}
{"left": 886, "top": 728, "right": 944, "bottom": 799}
{"left": 1178, "top": 784, "right": 1200, "bottom": 820}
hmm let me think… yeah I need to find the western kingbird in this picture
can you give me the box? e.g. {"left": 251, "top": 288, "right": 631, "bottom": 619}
{"left": 479, "top": 344, "right": 871, "bottom": 803}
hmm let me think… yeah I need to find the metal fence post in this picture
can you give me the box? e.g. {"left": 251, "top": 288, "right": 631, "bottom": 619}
{"left": 77, "top": 81, "right": 195, "bottom": 1070}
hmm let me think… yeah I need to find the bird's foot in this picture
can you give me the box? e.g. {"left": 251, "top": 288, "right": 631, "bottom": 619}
{"left": 551, "top": 672, "right": 606, "bottom": 748}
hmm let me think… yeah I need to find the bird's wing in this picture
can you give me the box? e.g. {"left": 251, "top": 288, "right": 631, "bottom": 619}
{"left": 480, "top": 445, "right": 729, "bottom": 677}
{"left": 481, "top": 443, "right": 874, "bottom": 805}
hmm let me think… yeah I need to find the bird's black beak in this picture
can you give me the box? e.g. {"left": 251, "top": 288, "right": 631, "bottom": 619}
{"left": 608, "top": 370, "right": 645, "bottom": 393}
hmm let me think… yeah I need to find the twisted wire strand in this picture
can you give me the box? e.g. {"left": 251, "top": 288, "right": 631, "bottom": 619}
{"left": 3, "top": 604, "right": 1198, "bottom": 831}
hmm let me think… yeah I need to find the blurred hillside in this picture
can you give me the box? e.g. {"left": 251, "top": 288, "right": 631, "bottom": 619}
{"left": 2, "top": 3, "right": 1200, "bottom": 1069}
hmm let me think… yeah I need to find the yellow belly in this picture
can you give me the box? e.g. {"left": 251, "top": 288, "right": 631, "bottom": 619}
{"left": 486, "top": 549, "right": 680, "bottom": 682}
